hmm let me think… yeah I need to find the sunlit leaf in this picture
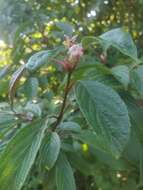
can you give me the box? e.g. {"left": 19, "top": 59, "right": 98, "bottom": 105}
{"left": 99, "top": 28, "right": 138, "bottom": 60}
{"left": 25, "top": 48, "right": 61, "bottom": 72}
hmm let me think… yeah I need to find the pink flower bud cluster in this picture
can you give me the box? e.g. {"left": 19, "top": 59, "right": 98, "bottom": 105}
{"left": 68, "top": 44, "right": 84, "bottom": 63}
{"left": 57, "top": 35, "right": 84, "bottom": 72}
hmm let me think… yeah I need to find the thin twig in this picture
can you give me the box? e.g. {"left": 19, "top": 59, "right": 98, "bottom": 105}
{"left": 53, "top": 71, "right": 72, "bottom": 130}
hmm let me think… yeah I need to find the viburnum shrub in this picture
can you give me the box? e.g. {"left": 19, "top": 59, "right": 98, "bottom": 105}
{"left": 0, "top": 28, "right": 143, "bottom": 190}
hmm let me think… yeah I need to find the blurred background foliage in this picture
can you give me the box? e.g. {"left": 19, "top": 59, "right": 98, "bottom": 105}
{"left": 0, "top": 0, "right": 143, "bottom": 99}
{"left": 0, "top": 1, "right": 143, "bottom": 190}
{"left": 0, "top": 0, "right": 143, "bottom": 57}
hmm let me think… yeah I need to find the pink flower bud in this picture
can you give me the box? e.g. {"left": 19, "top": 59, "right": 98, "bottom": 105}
{"left": 68, "top": 44, "right": 84, "bottom": 63}
{"left": 57, "top": 37, "right": 84, "bottom": 72}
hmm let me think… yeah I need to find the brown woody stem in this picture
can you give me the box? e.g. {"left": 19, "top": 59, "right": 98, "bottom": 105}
{"left": 53, "top": 71, "right": 72, "bottom": 130}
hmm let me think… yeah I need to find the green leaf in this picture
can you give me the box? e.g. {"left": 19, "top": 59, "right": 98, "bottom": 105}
{"left": 56, "top": 22, "right": 74, "bottom": 36}
{"left": 39, "top": 132, "right": 61, "bottom": 171}
{"left": 25, "top": 49, "right": 58, "bottom": 72}
{"left": 43, "top": 169, "right": 57, "bottom": 190}
{"left": 131, "top": 65, "right": 143, "bottom": 96}
{"left": 24, "top": 77, "right": 39, "bottom": 99}
{"left": 0, "top": 113, "right": 16, "bottom": 127}
{"left": 75, "top": 80, "right": 130, "bottom": 157}
{"left": 73, "top": 63, "right": 111, "bottom": 81}
{"left": 0, "top": 119, "right": 47, "bottom": 190}
{"left": 82, "top": 36, "right": 98, "bottom": 48}
{"left": 0, "top": 65, "right": 11, "bottom": 79}
{"left": 59, "top": 122, "right": 81, "bottom": 133}
{"left": 56, "top": 153, "right": 76, "bottom": 190}
{"left": 111, "top": 65, "right": 130, "bottom": 87}
{"left": 99, "top": 28, "right": 138, "bottom": 60}
{"left": 124, "top": 131, "right": 141, "bottom": 165}
{"left": 24, "top": 102, "right": 42, "bottom": 117}
{"left": 124, "top": 94, "right": 143, "bottom": 138}
{"left": 75, "top": 130, "right": 109, "bottom": 153}
{"left": 68, "top": 152, "right": 95, "bottom": 176}
{"left": 0, "top": 80, "right": 9, "bottom": 96}
{"left": 92, "top": 149, "right": 127, "bottom": 171}
{"left": 0, "top": 112, "right": 16, "bottom": 131}
{"left": 9, "top": 65, "right": 25, "bottom": 106}
{"left": 139, "top": 149, "right": 143, "bottom": 186}
{"left": 0, "top": 113, "right": 17, "bottom": 139}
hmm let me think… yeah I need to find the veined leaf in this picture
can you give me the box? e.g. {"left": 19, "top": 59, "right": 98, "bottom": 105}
{"left": 0, "top": 112, "right": 17, "bottom": 140}
{"left": 82, "top": 28, "right": 138, "bottom": 61}
{"left": 24, "top": 77, "right": 39, "bottom": 99}
{"left": 111, "top": 65, "right": 130, "bottom": 88}
{"left": 81, "top": 36, "right": 98, "bottom": 48}
{"left": 0, "top": 113, "right": 16, "bottom": 127}
{"left": 131, "top": 65, "right": 143, "bottom": 96}
{"left": 9, "top": 65, "right": 25, "bottom": 106}
{"left": 24, "top": 102, "right": 42, "bottom": 117}
{"left": 124, "top": 94, "right": 143, "bottom": 146}
{"left": 59, "top": 122, "right": 81, "bottom": 133}
{"left": 39, "top": 132, "right": 61, "bottom": 170}
{"left": 124, "top": 131, "right": 141, "bottom": 165}
{"left": 25, "top": 48, "right": 59, "bottom": 72}
{"left": 74, "top": 130, "right": 109, "bottom": 153}
{"left": 56, "top": 22, "right": 74, "bottom": 36}
{"left": 0, "top": 119, "right": 47, "bottom": 190}
{"left": 75, "top": 80, "right": 130, "bottom": 157}
{"left": 68, "top": 152, "right": 95, "bottom": 176}
{"left": 0, "top": 112, "right": 17, "bottom": 133}
{"left": 73, "top": 63, "right": 111, "bottom": 81}
{"left": 99, "top": 28, "right": 138, "bottom": 60}
{"left": 56, "top": 153, "right": 76, "bottom": 190}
